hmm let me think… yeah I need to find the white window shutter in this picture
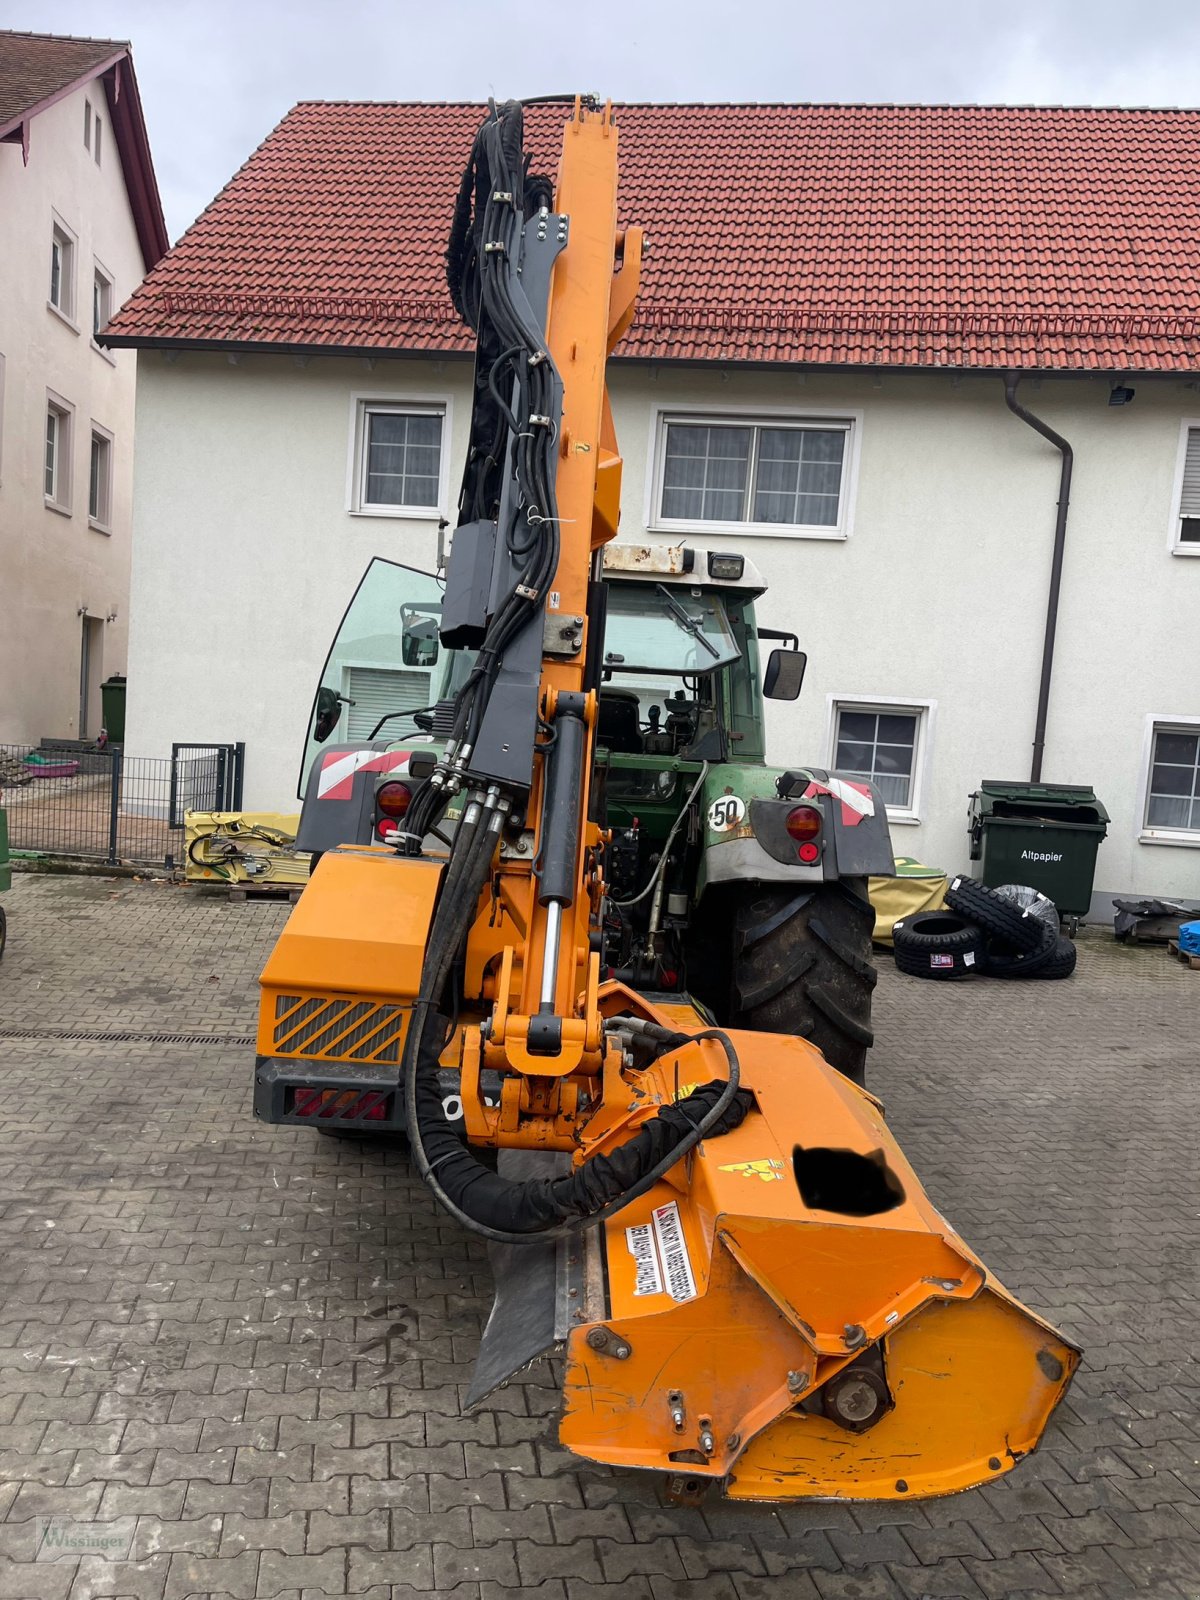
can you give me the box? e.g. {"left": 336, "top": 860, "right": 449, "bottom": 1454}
{"left": 1180, "top": 428, "right": 1200, "bottom": 518}
{"left": 346, "top": 667, "right": 429, "bottom": 741}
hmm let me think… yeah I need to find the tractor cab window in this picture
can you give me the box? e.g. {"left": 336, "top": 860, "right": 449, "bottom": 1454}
{"left": 299, "top": 558, "right": 444, "bottom": 796}
{"left": 599, "top": 585, "right": 741, "bottom": 763}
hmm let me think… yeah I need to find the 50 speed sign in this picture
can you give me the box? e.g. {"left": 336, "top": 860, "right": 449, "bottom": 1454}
{"left": 706, "top": 794, "right": 746, "bottom": 832}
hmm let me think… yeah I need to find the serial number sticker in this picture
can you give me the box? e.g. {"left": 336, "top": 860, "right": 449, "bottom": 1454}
{"left": 707, "top": 794, "right": 746, "bottom": 833}
{"left": 652, "top": 1200, "right": 698, "bottom": 1302}
{"left": 625, "top": 1222, "right": 664, "bottom": 1297}
{"left": 930, "top": 953, "right": 954, "bottom": 968}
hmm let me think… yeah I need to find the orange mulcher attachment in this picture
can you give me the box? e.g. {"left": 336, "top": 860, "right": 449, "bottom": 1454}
{"left": 257, "top": 96, "right": 1079, "bottom": 1501}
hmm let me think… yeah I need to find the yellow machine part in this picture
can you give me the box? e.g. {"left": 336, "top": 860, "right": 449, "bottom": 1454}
{"left": 558, "top": 1012, "right": 1079, "bottom": 1500}
{"left": 256, "top": 848, "right": 441, "bottom": 1065}
{"left": 185, "top": 811, "right": 308, "bottom": 885}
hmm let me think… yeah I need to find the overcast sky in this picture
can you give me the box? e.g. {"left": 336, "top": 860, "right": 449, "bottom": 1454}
{"left": 5, "top": 0, "right": 1200, "bottom": 241}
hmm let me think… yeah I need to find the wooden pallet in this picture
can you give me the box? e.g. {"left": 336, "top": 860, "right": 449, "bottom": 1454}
{"left": 1167, "top": 939, "right": 1200, "bottom": 971}
{"left": 227, "top": 884, "right": 302, "bottom": 904}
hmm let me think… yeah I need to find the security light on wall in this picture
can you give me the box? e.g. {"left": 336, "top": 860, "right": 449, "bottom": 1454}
{"left": 1108, "top": 384, "right": 1136, "bottom": 406}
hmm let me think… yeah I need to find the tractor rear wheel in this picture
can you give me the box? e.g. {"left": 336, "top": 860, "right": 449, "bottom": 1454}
{"left": 731, "top": 879, "right": 877, "bottom": 1085}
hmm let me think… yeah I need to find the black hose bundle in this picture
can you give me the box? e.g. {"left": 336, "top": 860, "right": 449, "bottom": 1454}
{"left": 412, "top": 1030, "right": 752, "bottom": 1237}
{"left": 401, "top": 100, "right": 562, "bottom": 853}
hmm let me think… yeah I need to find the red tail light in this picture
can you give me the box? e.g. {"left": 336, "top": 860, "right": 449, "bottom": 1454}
{"left": 784, "top": 805, "right": 822, "bottom": 842}
{"left": 797, "top": 841, "right": 820, "bottom": 864}
{"left": 376, "top": 819, "right": 399, "bottom": 842}
{"left": 376, "top": 780, "right": 412, "bottom": 818}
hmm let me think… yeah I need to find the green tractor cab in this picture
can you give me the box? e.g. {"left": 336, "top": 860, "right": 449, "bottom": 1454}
{"left": 293, "top": 544, "right": 895, "bottom": 1082}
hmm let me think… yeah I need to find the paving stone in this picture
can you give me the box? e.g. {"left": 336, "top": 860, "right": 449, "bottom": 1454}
{"left": 164, "top": 1548, "right": 260, "bottom": 1599}
{"left": 347, "top": 1547, "right": 436, "bottom": 1589}
{"left": 219, "top": 1511, "right": 308, "bottom": 1555}
{"left": 597, "top": 1537, "right": 686, "bottom": 1582}
{"left": 256, "top": 1548, "right": 347, "bottom": 1594}
{"left": 130, "top": 1513, "right": 225, "bottom": 1559}
{"left": 515, "top": 1540, "right": 603, "bottom": 1584}
{"left": 0, "top": 1556, "right": 76, "bottom": 1599}
{"left": 67, "top": 1554, "right": 171, "bottom": 1599}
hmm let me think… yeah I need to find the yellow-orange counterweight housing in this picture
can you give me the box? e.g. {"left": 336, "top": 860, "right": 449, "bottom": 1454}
{"left": 257, "top": 97, "right": 1079, "bottom": 1500}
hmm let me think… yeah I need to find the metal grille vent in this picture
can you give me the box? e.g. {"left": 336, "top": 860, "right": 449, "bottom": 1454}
{"left": 273, "top": 994, "right": 407, "bottom": 1063}
{"left": 0, "top": 1026, "right": 255, "bottom": 1046}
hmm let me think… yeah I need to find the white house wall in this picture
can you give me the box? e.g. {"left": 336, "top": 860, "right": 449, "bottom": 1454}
{"left": 0, "top": 82, "right": 145, "bottom": 743}
{"left": 126, "top": 352, "right": 1200, "bottom": 908}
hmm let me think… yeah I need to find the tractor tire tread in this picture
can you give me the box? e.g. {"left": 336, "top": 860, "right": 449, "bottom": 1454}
{"left": 732, "top": 878, "right": 876, "bottom": 1084}
{"left": 946, "top": 875, "right": 1047, "bottom": 955}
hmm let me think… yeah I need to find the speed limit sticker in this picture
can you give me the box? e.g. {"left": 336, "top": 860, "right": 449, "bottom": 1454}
{"left": 707, "top": 794, "right": 746, "bottom": 832}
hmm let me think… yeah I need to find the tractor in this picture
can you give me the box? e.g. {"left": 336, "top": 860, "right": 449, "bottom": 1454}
{"left": 292, "top": 539, "right": 892, "bottom": 1085}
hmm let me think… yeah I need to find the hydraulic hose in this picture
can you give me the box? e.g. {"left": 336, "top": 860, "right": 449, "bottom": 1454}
{"left": 405, "top": 999, "right": 750, "bottom": 1245}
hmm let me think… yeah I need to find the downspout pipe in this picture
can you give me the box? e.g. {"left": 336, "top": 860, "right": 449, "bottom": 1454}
{"left": 1003, "top": 373, "right": 1074, "bottom": 784}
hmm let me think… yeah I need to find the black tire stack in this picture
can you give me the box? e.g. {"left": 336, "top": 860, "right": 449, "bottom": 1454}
{"left": 892, "top": 876, "right": 1076, "bottom": 982}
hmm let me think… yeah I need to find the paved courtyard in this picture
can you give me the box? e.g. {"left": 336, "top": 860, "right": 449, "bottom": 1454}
{"left": 0, "top": 871, "right": 1196, "bottom": 1600}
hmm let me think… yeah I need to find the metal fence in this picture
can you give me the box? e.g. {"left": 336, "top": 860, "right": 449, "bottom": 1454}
{"left": 0, "top": 742, "right": 244, "bottom": 867}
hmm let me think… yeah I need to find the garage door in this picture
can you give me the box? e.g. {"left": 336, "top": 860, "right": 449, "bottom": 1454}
{"left": 346, "top": 666, "right": 430, "bottom": 741}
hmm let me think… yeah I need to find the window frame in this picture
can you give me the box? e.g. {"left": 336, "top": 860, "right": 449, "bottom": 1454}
{"left": 92, "top": 260, "right": 115, "bottom": 352}
{"left": 1167, "top": 418, "right": 1200, "bottom": 557}
{"left": 93, "top": 111, "right": 102, "bottom": 166}
{"left": 1136, "top": 714, "right": 1200, "bottom": 848}
{"left": 48, "top": 214, "right": 79, "bottom": 329}
{"left": 44, "top": 391, "right": 75, "bottom": 514}
{"left": 645, "top": 404, "right": 862, "bottom": 541}
{"left": 823, "top": 694, "right": 936, "bottom": 824}
{"left": 84, "top": 99, "right": 91, "bottom": 151}
{"left": 346, "top": 393, "right": 452, "bottom": 519}
{"left": 88, "top": 423, "right": 114, "bottom": 533}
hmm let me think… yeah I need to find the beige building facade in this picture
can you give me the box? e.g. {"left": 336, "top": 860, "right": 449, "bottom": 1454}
{"left": 0, "top": 32, "right": 166, "bottom": 744}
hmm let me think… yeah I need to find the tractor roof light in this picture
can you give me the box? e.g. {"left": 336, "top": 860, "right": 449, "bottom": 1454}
{"left": 707, "top": 551, "right": 745, "bottom": 581}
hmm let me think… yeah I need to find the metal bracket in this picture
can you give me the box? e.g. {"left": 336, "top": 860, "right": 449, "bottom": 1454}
{"left": 544, "top": 613, "right": 585, "bottom": 657}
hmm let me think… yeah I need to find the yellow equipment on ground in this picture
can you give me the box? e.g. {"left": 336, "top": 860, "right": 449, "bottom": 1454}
{"left": 256, "top": 97, "right": 1078, "bottom": 1501}
{"left": 868, "top": 856, "right": 949, "bottom": 944}
{"left": 186, "top": 812, "right": 307, "bottom": 885}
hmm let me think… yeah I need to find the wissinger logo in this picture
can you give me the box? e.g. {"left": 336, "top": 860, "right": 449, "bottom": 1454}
{"left": 36, "top": 1518, "right": 134, "bottom": 1562}
{"left": 1020, "top": 849, "right": 1063, "bottom": 863}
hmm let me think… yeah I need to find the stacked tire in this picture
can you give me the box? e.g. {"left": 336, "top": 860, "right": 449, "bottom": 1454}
{"left": 892, "top": 877, "right": 1076, "bottom": 981}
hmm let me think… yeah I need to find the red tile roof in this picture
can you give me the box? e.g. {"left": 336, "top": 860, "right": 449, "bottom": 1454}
{"left": 0, "top": 30, "right": 169, "bottom": 271}
{"left": 105, "top": 100, "right": 1200, "bottom": 372}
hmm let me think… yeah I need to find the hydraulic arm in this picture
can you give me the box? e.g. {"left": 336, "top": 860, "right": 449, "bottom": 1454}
{"left": 258, "top": 96, "right": 1078, "bottom": 1499}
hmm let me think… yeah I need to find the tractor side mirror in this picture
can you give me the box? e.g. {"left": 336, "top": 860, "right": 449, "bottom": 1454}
{"left": 763, "top": 648, "right": 807, "bottom": 701}
{"left": 401, "top": 606, "right": 440, "bottom": 667}
{"left": 313, "top": 687, "right": 342, "bottom": 743}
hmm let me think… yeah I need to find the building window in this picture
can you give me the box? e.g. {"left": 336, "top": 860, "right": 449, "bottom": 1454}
{"left": 45, "top": 398, "right": 73, "bottom": 510}
{"left": 89, "top": 428, "right": 112, "bottom": 529}
{"left": 654, "top": 414, "right": 854, "bottom": 536}
{"left": 1144, "top": 723, "right": 1200, "bottom": 837}
{"left": 84, "top": 100, "right": 91, "bottom": 150}
{"left": 93, "top": 113, "right": 102, "bottom": 166}
{"left": 49, "top": 223, "right": 76, "bottom": 320}
{"left": 1174, "top": 425, "right": 1200, "bottom": 552}
{"left": 354, "top": 402, "right": 444, "bottom": 514}
{"left": 830, "top": 699, "right": 932, "bottom": 819}
{"left": 93, "top": 265, "right": 113, "bottom": 339}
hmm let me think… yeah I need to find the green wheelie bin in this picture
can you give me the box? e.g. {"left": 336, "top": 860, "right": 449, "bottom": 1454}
{"left": 968, "top": 780, "right": 1109, "bottom": 927}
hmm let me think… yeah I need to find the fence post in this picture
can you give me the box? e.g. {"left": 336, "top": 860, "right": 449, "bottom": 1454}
{"left": 232, "top": 742, "right": 246, "bottom": 810}
{"left": 107, "top": 747, "right": 123, "bottom": 867}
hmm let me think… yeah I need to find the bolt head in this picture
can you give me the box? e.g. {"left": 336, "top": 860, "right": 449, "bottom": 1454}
{"left": 586, "top": 1327, "right": 607, "bottom": 1351}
